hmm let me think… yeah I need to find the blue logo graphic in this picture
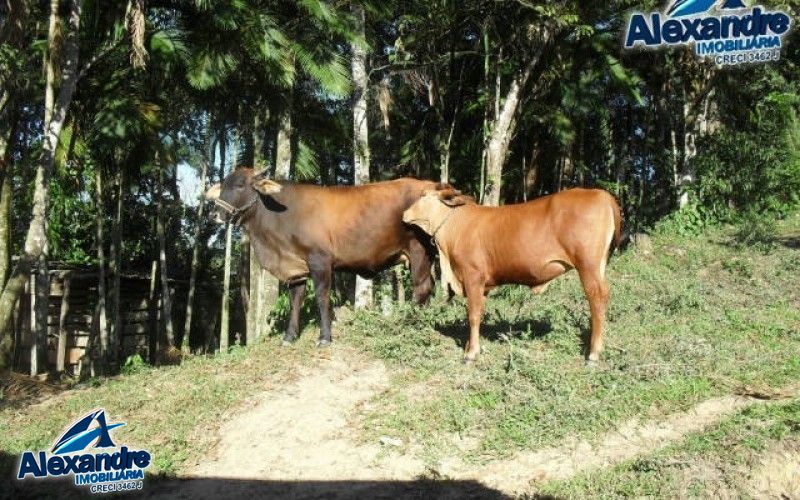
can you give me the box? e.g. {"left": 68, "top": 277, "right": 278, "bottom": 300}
{"left": 668, "top": 0, "right": 746, "bottom": 18}
{"left": 623, "top": 1, "right": 792, "bottom": 65}
{"left": 52, "top": 409, "right": 125, "bottom": 455}
{"left": 17, "top": 409, "right": 151, "bottom": 494}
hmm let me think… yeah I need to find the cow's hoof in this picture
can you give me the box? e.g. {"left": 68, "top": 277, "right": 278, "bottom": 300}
{"left": 281, "top": 339, "right": 295, "bottom": 347}
{"left": 585, "top": 359, "right": 598, "bottom": 369}
{"left": 316, "top": 339, "right": 332, "bottom": 348}
{"left": 462, "top": 357, "right": 476, "bottom": 365}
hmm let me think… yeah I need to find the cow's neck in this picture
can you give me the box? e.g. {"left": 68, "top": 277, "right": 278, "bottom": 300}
{"left": 240, "top": 199, "right": 279, "bottom": 267}
{"left": 431, "top": 207, "right": 458, "bottom": 249}
{"left": 238, "top": 193, "right": 310, "bottom": 282}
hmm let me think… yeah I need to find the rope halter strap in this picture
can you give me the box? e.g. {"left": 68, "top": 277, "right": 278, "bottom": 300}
{"left": 431, "top": 206, "right": 458, "bottom": 247}
{"left": 213, "top": 194, "right": 260, "bottom": 226}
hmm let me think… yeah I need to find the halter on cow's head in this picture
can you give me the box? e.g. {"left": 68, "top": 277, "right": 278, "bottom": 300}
{"left": 204, "top": 168, "right": 282, "bottom": 226}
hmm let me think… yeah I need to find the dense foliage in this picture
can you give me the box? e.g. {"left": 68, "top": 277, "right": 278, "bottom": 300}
{"left": 0, "top": 0, "right": 799, "bottom": 371}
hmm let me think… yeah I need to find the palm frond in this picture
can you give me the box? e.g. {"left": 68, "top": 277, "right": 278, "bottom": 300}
{"left": 294, "top": 138, "right": 320, "bottom": 181}
{"left": 186, "top": 49, "right": 239, "bottom": 90}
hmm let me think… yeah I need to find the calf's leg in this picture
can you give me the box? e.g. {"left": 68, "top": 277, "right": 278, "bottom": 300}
{"left": 463, "top": 278, "right": 486, "bottom": 363}
{"left": 282, "top": 281, "right": 306, "bottom": 345}
{"left": 308, "top": 253, "right": 334, "bottom": 347}
{"left": 577, "top": 265, "right": 610, "bottom": 364}
{"left": 408, "top": 238, "right": 433, "bottom": 305}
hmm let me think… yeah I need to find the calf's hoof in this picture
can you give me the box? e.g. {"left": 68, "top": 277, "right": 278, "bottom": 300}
{"left": 584, "top": 359, "right": 598, "bottom": 369}
{"left": 462, "top": 356, "right": 477, "bottom": 365}
{"left": 281, "top": 336, "right": 297, "bottom": 347}
{"left": 316, "top": 339, "right": 332, "bottom": 348}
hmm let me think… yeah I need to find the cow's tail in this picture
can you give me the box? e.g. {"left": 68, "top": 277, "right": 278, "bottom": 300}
{"left": 607, "top": 198, "right": 628, "bottom": 263}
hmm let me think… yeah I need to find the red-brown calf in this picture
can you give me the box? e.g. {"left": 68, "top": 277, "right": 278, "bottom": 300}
{"left": 402, "top": 187, "right": 622, "bottom": 364}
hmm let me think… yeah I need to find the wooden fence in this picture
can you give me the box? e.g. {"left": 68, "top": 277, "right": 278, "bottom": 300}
{"left": 8, "top": 265, "right": 223, "bottom": 377}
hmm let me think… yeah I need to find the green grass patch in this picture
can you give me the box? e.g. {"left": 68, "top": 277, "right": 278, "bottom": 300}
{"left": 340, "top": 212, "right": 800, "bottom": 464}
{"left": 538, "top": 399, "right": 800, "bottom": 498}
{"left": 0, "top": 335, "right": 320, "bottom": 481}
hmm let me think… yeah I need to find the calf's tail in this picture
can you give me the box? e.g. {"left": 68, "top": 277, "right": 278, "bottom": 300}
{"left": 607, "top": 198, "right": 628, "bottom": 262}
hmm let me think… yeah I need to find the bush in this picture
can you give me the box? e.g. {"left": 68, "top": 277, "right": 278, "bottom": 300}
{"left": 692, "top": 92, "right": 800, "bottom": 220}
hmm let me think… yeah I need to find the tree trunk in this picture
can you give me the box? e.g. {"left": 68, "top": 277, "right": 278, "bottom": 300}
{"left": 218, "top": 127, "right": 231, "bottom": 352}
{"left": 247, "top": 241, "right": 259, "bottom": 341}
{"left": 351, "top": 3, "right": 372, "bottom": 309}
{"left": 147, "top": 260, "right": 157, "bottom": 363}
{"left": 220, "top": 224, "right": 232, "bottom": 351}
{"left": 108, "top": 167, "right": 123, "bottom": 365}
{"left": 183, "top": 126, "right": 211, "bottom": 353}
{"left": 0, "top": 0, "right": 81, "bottom": 371}
{"left": 156, "top": 156, "right": 174, "bottom": 351}
{"left": 0, "top": 119, "right": 17, "bottom": 289}
{"left": 478, "top": 24, "right": 490, "bottom": 203}
{"left": 482, "top": 30, "right": 552, "bottom": 206}
{"left": 275, "top": 98, "right": 293, "bottom": 180}
{"left": 0, "top": 0, "right": 30, "bottom": 115}
{"left": 95, "top": 165, "right": 109, "bottom": 371}
{"left": 250, "top": 107, "right": 276, "bottom": 341}
{"left": 55, "top": 273, "right": 70, "bottom": 373}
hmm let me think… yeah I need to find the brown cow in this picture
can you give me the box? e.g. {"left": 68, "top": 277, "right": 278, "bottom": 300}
{"left": 205, "top": 168, "right": 437, "bottom": 347}
{"left": 402, "top": 187, "right": 622, "bottom": 364}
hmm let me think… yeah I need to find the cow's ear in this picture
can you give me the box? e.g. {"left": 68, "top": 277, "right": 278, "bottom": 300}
{"left": 252, "top": 178, "right": 282, "bottom": 195}
{"left": 205, "top": 184, "right": 221, "bottom": 200}
{"left": 441, "top": 196, "right": 467, "bottom": 207}
{"left": 438, "top": 188, "right": 465, "bottom": 207}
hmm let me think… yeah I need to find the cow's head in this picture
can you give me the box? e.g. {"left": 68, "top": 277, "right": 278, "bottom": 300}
{"left": 402, "top": 185, "right": 474, "bottom": 236}
{"left": 204, "top": 168, "right": 282, "bottom": 225}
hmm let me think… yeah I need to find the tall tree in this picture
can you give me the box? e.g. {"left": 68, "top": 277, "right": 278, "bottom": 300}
{"left": 352, "top": 2, "right": 372, "bottom": 309}
{"left": 0, "top": 0, "right": 82, "bottom": 371}
{"left": 156, "top": 151, "right": 175, "bottom": 352}
{"left": 183, "top": 118, "right": 212, "bottom": 353}
{"left": 218, "top": 125, "right": 232, "bottom": 352}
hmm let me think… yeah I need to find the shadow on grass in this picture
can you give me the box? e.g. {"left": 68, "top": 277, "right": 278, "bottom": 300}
{"left": 430, "top": 300, "right": 592, "bottom": 360}
{"left": 434, "top": 316, "right": 556, "bottom": 350}
{"left": 2, "top": 449, "right": 528, "bottom": 500}
{"left": 145, "top": 476, "right": 517, "bottom": 499}
{"left": 775, "top": 235, "right": 800, "bottom": 249}
{"left": 0, "top": 372, "right": 67, "bottom": 412}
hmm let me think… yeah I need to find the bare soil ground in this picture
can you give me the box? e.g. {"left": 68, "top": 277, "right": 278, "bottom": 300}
{"left": 148, "top": 347, "right": 799, "bottom": 498}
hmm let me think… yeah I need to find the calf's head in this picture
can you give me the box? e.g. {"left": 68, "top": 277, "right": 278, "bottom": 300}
{"left": 402, "top": 187, "right": 473, "bottom": 235}
{"left": 204, "top": 168, "right": 282, "bottom": 225}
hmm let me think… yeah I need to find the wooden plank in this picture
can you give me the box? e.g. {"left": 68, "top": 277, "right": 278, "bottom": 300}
{"left": 70, "top": 336, "right": 89, "bottom": 349}
{"left": 122, "top": 336, "right": 148, "bottom": 349}
{"left": 148, "top": 261, "right": 158, "bottom": 364}
{"left": 122, "top": 311, "right": 151, "bottom": 322}
{"left": 56, "top": 274, "right": 71, "bottom": 372}
{"left": 67, "top": 348, "right": 84, "bottom": 365}
{"left": 123, "top": 323, "right": 157, "bottom": 336}
{"left": 29, "top": 273, "right": 36, "bottom": 376}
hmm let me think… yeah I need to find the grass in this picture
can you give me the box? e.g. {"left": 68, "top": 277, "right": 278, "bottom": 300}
{"left": 537, "top": 399, "right": 800, "bottom": 498}
{"left": 0, "top": 337, "right": 321, "bottom": 482}
{"left": 338, "top": 212, "right": 800, "bottom": 467}
{"left": 1, "top": 211, "right": 798, "bottom": 497}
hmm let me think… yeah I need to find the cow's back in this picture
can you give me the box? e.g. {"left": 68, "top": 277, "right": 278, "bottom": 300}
{"left": 441, "top": 188, "right": 618, "bottom": 286}
{"left": 270, "top": 178, "right": 436, "bottom": 272}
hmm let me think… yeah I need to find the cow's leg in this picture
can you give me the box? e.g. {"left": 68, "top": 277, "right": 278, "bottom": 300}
{"left": 463, "top": 278, "right": 486, "bottom": 363}
{"left": 577, "top": 265, "right": 610, "bottom": 365}
{"left": 282, "top": 281, "right": 306, "bottom": 346}
{"left": 408, "top": 238, "right": 433, "bottom": 305}
{"left": 308, "top": 253, "right": 334, "bottom": 347}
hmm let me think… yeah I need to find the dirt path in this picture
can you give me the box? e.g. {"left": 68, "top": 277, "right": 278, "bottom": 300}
{"left": 147, "top": 347, "right": 462, "bottom": 499}
{"left": 148, "top": 350, "right": 797, "bottom": 498}
{"left": 459, "top": 394, "right": 777, "bottom": 494}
